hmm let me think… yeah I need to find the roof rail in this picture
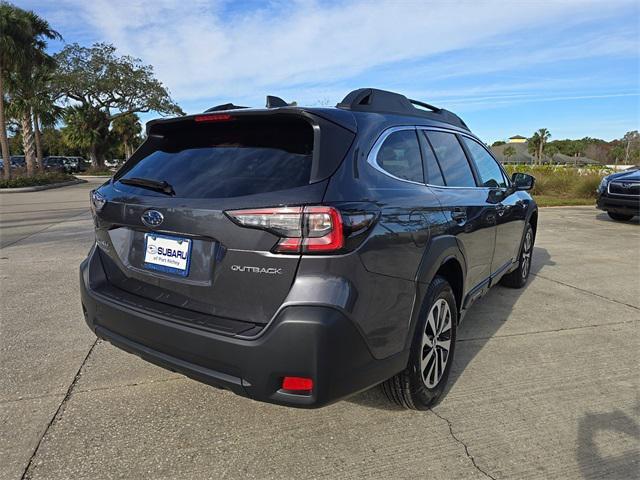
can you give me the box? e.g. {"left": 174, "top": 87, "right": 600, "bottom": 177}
{"left": 204, "top": 103, "right": 248, "bottom": 112}
{"left": 336, "top": 88, "right": 469, "bottom": 131}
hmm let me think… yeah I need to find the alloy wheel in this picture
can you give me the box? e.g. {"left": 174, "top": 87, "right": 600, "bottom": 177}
{"left": 521, "top": 229, "right": 533, "bottom": 279}
{"left": 420, "top": 298, "right": 452, "bottom": 388}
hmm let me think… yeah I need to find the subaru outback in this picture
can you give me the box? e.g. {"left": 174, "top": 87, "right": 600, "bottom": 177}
{"left": 80, "top": 88, "right": 537, "bottom": 409}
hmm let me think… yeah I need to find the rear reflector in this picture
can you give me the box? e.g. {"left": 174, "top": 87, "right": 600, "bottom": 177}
{"left": 226, "top": 206, "right": 344, "bottom": 254}
{"left": 282, "top": 376, "right": 313, "bottom": 392}
{"left": 194, "top": 114, "right": 234, "bottom": 123}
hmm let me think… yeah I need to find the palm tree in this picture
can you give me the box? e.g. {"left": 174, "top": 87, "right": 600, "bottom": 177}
{"left": 503, "top": 145, "right": 516, "bottom": 163}
{"left": 0, "top": 2, "right": 32, "bottom": 179}
{"left": 111, "top": 114, "right": 142, "bottom": 159}
{"left": 62, "top": 105, "right": 111, "bottom": 163}
{"left": 30, "top": 64, "right": 61, "bottom": 170}
{"left": 528, "top": 128, "right": 551, "bottom": 165}
{"left": 2, "top": 4, "right": 60, "bottom": 176}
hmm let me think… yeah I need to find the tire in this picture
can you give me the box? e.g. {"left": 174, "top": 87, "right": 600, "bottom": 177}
{"left": 501, "top": 223, "right": 534, "bottom": 289}
{"left": 381, "top": 276, "right": 457, "bottom": 410}
{"left": 607, "top": 212, "right": 634, "bottom": 222}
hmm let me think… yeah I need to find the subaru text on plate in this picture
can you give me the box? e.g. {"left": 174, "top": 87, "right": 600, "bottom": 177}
{"left": 80, "top": 88, "right": 538, "bottom": 409}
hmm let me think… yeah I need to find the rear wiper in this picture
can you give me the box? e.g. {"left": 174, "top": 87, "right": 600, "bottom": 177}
{"left": 119, "top": 177, "right": 175, "bottom": 196}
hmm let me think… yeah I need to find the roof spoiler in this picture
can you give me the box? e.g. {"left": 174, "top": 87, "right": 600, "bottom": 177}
{"left": 204, "top": 96, "right": 297, "bottom": 112}
{"left": 336, "top": 88, "right": 469, "bottom": 131}
{"left": 204, "top": 103, "right": 248, "bottom": 112}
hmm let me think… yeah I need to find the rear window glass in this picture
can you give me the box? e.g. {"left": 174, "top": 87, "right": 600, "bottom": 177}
{"left": 425, "top": 131, "right": 477, "bottom": 188}
{"left": 118, "top": 116, "right": 314, "bottom": 198}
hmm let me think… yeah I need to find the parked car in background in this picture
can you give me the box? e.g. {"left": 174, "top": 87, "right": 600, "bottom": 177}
{"left": 10, "top": 155, "right": 26, "bottom": 169}
{"left": 73, "top": 157, "right": 90, "bottom": 172}
{"left": 63, "top": 157, "right": 80, "bottom": 172}
{"left": 43, "top": 156, "right": 70, "bottom": 172}
{"left": 597, "top": 166, "right": 640, "bottom": 221}
{"left": 63, "top": 156, "right": 90, "bottom": 173}
{"left": 104, "top": 159, "right": 124, "bottom": 170}
{"left": 81, "top": 88, "right": 538, "bottom": 410}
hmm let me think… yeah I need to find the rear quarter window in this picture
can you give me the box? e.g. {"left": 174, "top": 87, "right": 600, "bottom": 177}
{"left": 375, "top": 129, "right": 423, "bottom": 183}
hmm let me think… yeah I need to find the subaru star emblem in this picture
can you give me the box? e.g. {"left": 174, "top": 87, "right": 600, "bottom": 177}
{"left": 621, "top": 183, "right": 631, "bottom": 189}
{"left": 142, "top": 210, "right": 164, "bottom": 227}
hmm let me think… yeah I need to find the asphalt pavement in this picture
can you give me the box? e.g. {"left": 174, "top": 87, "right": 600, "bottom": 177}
{"left": 1, "top": 181, "right": 638, "bottom": 479}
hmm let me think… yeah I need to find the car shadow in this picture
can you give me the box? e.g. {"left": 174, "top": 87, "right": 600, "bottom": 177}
{"left": 594, "top": 212, "right": 639, "bottom": 224}
{"left": 347, "top": 246, "right": 555, "bottom": 411}
{"left": 576, "top": 406, "right": 640, "bottom": 479}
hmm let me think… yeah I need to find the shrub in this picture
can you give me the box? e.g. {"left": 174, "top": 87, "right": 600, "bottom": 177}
{"left": 0, "top": 172, "right": 76, "bottom": 189}
{"left": 504, "top": 164, "right": 605, "bottom": 200}
{"left": 572, "top": 174, "right": 601, "bottom": 198}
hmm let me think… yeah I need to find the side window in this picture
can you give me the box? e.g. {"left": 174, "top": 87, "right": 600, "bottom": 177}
{"left": 375, "top": 130, "right": 423, "bottom": 183}
{"left": 425, "top": 131, "right": 476, "bottom": 187}
{"left": 420, "top": 131, "right": 445, "bottom": 186}
{"left": 461, "top": 137, "right": 507, "bottom": 188}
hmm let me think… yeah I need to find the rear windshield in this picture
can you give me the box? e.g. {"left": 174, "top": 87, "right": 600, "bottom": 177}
{"left": 117, "top": 116, "right": 314, "bottom": 198}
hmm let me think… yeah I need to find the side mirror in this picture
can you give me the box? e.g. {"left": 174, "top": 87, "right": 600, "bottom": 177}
{"left": 511, "top": 172, "right": 535, "bottom": 191}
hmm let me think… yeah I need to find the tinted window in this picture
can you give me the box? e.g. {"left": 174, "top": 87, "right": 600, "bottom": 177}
{"left": 462, "top": 137, "right": 507, "bottom": 188}
{"left": 376, "top": 130, "right": 423, "bottom": 183}
{"left": 420, "top": 131, "right": 445, "bottom": 186}
{"left": 117, "top": 117, "right": 313, "bottom": 198}
{"left": 425, "top": 131, "right": 476, "bottom": 187}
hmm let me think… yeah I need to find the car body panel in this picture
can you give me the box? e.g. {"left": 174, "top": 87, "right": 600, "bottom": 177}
{"left": 81, "top": 92, "right": 537, "bottom": 407}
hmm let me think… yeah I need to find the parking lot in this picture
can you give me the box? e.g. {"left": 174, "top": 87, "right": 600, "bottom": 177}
{"left": 1, "top": 180, "right": 638, "bottom": 479}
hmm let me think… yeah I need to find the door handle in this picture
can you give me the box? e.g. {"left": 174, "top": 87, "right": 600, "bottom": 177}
{"left": 451, "top": 208, "right": 467, "bottom": 223}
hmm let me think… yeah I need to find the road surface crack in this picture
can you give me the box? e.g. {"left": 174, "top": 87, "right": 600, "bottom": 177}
{"left": 430, "top": 408, "right": 497, "bottom": 480}
{"left": 532, "top": 273, "right": 639, "bottom": 311}
{"left": 458, "top": 318, "right": 637, "bottom": 343}
{"left": 20, "top": 338, "right": 99, "bottom": 480}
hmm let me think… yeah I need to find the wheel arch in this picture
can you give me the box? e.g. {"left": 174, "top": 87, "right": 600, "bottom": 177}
{"left": 406, "top": 236, "right": 466, "bottom": 351}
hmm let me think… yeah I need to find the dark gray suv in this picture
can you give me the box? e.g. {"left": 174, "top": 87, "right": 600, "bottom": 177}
{"left": 80, "top": 88, "right": 537, "bottom": 409}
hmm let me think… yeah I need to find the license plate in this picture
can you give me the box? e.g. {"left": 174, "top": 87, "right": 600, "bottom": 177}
{"left": 143, "top": 233, "right": 192, "bottom": 277}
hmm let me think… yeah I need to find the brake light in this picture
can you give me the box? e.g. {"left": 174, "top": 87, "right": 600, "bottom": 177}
{"left": 194, "top": 114, "right": 233, "bottom": 123}
{"left": 282, "top": 376, "right": 313, "bottom": 393}
{"left": 303, "top": 206, "right": 344, "bottom": 252}
{"left": 226, "top": 206, "right": 344, "bottom": 254}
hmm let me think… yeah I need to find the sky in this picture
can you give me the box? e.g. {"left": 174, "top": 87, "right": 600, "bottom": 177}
{"left": 15, "top": 0, "right": 640, "bottom": 143}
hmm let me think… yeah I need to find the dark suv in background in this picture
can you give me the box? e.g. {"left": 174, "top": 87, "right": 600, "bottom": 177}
{"left": 596, "top": 167, "right": 639, "bottom": 221}
{"left": 81, "top": 88, "right": 537, "bottom": 409}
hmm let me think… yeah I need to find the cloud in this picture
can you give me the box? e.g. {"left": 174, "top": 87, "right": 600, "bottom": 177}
{"left": 32, "top": 0, "right": 637, "bottom": 107}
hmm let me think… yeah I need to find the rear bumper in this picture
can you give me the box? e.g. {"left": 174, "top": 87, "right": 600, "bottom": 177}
{"left": 597, "top": 194, "right": 640, "bottom": 216}
{"left": 80, "top": 246, "right": 406, "bottom": 408}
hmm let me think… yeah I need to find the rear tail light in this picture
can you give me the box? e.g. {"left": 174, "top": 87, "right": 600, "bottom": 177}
{"left": 226, "top": 206, "right": 345, "bottom": 254}
{"left": 90, "top": 190, "right": 106, "bottom": 214}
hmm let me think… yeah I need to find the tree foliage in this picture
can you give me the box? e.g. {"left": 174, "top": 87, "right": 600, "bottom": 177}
{"left": 53, "top": 43, "right": 183, "bottom": 165}
{"left": 0, "top": 1, "right": 60, "bottom": 178}
{"left": 54, "top": 43, "right": 183, "bottom": 120}
{"left": 528, "top": 128, "right": 551, "bottom": 165}
{"left": 503, "top": 145, "right": 516, "bottom": 160}
{"left": 111, "top": 113, "right": 142, "bottom": 159}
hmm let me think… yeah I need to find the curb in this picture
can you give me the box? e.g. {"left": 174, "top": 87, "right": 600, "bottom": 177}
{"left": 0, "top": 178, "right": 87, "bottom": 193}
{"left": 75, "top": 175, "right": 112, "bottom": 180}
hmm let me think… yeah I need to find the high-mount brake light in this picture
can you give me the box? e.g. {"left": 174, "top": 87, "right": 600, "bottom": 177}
{"left": 225, "top": 206, "right": 345, "bottom": 254}
{"left": 194, "top": 114, "right": 234, "bottom": 123}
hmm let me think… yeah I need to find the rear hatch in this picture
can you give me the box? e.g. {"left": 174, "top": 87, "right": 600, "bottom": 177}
{"left": 92, "top": 110, "right": 355, "bottom": 329}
